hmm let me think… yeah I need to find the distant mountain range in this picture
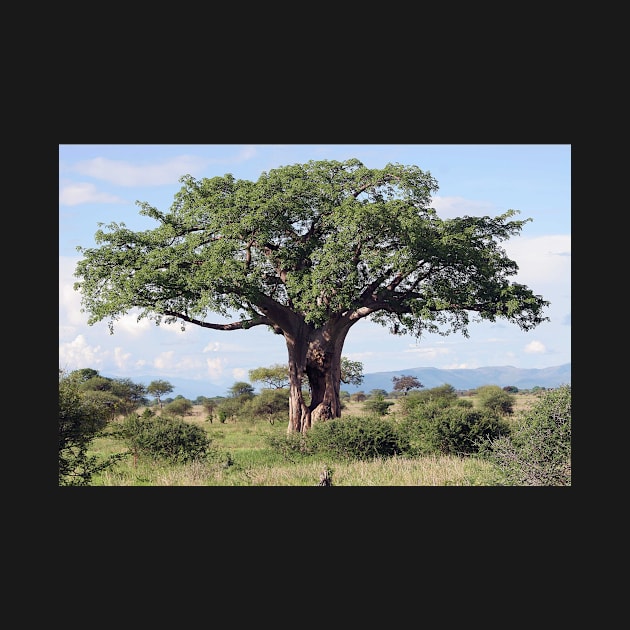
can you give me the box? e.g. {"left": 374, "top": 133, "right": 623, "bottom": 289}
{"left": 342, "top": 363, "right": 571, "bottom": 395}
{"left": 129, "top": 363, "right": 570, "bottom": 401}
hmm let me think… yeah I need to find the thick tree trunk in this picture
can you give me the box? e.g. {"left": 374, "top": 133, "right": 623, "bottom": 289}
{"left": 285, "top": 321, "right": 350, "bottom": 433}
{"left": 306, "top": 342, "right": 342, "bottom": 424}
{"left": 285, "top": 324, "right": 310, "bottom": 434}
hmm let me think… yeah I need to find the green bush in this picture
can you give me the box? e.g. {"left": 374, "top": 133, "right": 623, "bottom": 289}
{"left": 119, "top": 414, "right": 211, "bottom": 464}
{"left": 59, "top": 370, "right": 124, "bottom": 486}
{"left": 479, "top": 385, "right": 571, "bottom": 485}
{"left": 306, "top": 415, "right": 405, "bottom": 461}
{"left": 266, "top": 431, "right": 314, "bottom": 462}
{"left": 399, "top": 407, "right": 510, "bottom": 457}
{"left": 397, "top": 384, "right": 460, "bottom": 415}
{"left": 363, "top": 393, "right": 394, "bottom": 416}
{"left": 163, "top": 397, "right": 194, "bottom": 417}
{"left": 475, "top": 385, "right": 515, "bottom": 416}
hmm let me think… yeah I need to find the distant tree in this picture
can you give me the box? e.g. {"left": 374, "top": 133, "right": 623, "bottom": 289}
{"left": 351, "top": 391, "right": 367, "bottom": 402}
{"left": 163, "top": 397, "right": 194, "bottom": 417}
{"left": 110, "top": 377, "right": 147, "bottom": 415}
{"left": 503, "top": 385, "right": 519, "bottom": 393}
{"left": 247, "top": 388, "right": 290, "bottom": 424}
{"left": 392, "top": 375, "right": 424, "bottom": 395}
{"left": 79, "top": 375, "right": 113, "bottom": 392}
{"left": 147, "top": 380, "right": 174, "bottom": 409}
{"left": 228, "top": 382, "right": 255, "bottom": 399}
{"left": 369, "top": 388, "right": 389, "bottom": 398}
{"left": 74, "top": 158, "right": 548, "bottom": 433}
{"left": 340, "top": 358, "right": 364, "bottom": 387}
{"left": 201, "top": 397, "right": 221, "bottom": 423}
{"left": 249, "top": 364, "right": 290, "bottom": 389}
{"left": 71, "top": 368, "right": 100, "bottom": 382}
{"left": 250, "top": 357, "right": 363, "bottom": 393}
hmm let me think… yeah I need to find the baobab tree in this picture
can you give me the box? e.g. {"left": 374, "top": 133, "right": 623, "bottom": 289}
{"left": 74, "top": 158, "right": 548, "bottom": 433}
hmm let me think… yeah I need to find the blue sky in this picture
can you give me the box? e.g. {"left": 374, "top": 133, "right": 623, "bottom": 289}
{"left": 59, "top": 144, "right": 571, "bottom": 397}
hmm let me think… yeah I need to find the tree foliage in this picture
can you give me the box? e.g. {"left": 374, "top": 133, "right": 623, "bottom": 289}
{"left": 248, "top": 364, "right": 290, "bottom": 389}
{"left": 59, "top": 370, "right": 125, "bottom": 485}
{"left": 392, "top": 375, "right": 424, "bottom": 395}
{"left": 340, "top": 357, "right": 364, "bottom": 386}
{"left": 74, "top": 158, "right": 549, "bottom": 433}
{"left": 146, "top": 380, "right": 174, "bottom": 409}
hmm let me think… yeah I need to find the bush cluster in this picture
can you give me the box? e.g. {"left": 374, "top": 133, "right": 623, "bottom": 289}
{"left": 478, "top": 384, "right": 571, "bottom": 485}
{"left": 119, "top": 414, "right": 212, "bottom": 464}
{"left": 305, "top": 415, "right": 405, "bottom": 460}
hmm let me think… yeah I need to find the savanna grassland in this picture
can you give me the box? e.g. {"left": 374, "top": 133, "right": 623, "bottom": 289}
{"left": 88, "top": 392, "right": 542, "bottom": 487}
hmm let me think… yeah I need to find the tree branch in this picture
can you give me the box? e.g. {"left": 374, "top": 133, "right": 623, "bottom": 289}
{"left": 163, "top": 310, "right": 275, "bottom": 331}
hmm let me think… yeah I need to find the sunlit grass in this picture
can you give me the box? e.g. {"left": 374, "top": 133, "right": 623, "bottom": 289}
{"left": 86, "top": 396, "right": 534, "bottom": 486}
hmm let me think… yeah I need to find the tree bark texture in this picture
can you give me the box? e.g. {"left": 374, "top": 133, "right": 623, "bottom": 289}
{"left": 284, "top": 319, "right": 350, "bottom": 433}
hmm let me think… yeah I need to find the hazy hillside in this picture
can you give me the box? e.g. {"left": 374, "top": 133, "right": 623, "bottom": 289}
{"left": 344, "top": 363, "right": 571, "bottom": 394}
{"left": 127, "top": 363, "right": 570, "bottom": 401}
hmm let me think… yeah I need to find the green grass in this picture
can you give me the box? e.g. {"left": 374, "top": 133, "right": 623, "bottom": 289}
{"left": 87, "top": 396, "right": 528, "bottom": 486}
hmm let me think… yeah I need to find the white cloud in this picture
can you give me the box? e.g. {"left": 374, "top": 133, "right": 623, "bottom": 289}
{"left": 154, "top": 351, "right": 175, "bottom": 370}
{"left": 59, "top": 335, "right": 103, "bottom": 371}
{"left": 68, "top": 148, "right": 259, "bottom": 188}
{"left": 232, "top": 368, "right": 247, "bottom": 381}
{"left": 59, "top": 182, "right": 126, "bottom": 206}
{"left": 206, "top": 357, "right": 226, "bottom": 380}
{"left": 403, "top": 345, "right": 452, "bottom": 360}
{"left": 71, "top": 156, "right": 210, "bottom": 187}
{"left": 524, "top": 340, "right": 546, "bottom": 354}
{"left": 113, "top": 346, "right": 133, "bottom": 370}
{"left": 504, "top": 235, "right": 571, "bottom": 287}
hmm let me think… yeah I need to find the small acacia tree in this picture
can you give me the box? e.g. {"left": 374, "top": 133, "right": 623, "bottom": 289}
{"left": 392, "top": 375, "right": 424, "bottom": 395}
{"left": 147, "top": 380, "right": 174, "bottom": 409}
{"left": 74, "top": 158, "right": 548, "bottom": 433}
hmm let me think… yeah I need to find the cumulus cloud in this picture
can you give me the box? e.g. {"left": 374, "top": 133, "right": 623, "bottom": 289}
{"left": 59, "top": 335, "right": 103, "bottom": 371}
{"left": 59, "top": 182, "right": 126, "bottom": 206}
{"left": 113, "top": 346, "right": 133, "bottom": 370}
{"left": 524, "top": 340, "right": 546, "bottom": 354}
{"left": 206, "top": 357, "right": 226, "bottom": 380}
{"left": 68, "top": 147, "right": 258, "bottom": 189}
{"left": 154, "top": 351, "right": 175, "bottom": 370}
{"left": 71, "top": 156, "right": 209, "bottom": 187}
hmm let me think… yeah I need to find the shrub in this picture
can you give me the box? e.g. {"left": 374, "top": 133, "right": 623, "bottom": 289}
{"left": 363, "top": 393, "right": 394, "bottom": 416}
{"left": 266, "top": 431, "right": 314, "bottom": 462}
{"left": 306, "top": 415, "right": 405, "bottom": 460}
{"left": 479, "top": 385, "right": 571, "bottom": 485}
{"left": 399, "top": 406, "right": 510, "bottom": 457}
{"left": 475, "top": 385, "right": 515, "bottom": 416}
{"left": 119, "top": 414, "right": 211, "bottom": 464}
{"left": 397, "top": 383, "right": 459, "bottom": 416}
{"left": 163, "top": 397, "right": 194, "bottom": 417}
{"left": 59, "top": 370, "right": 124, "bottom": 485}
